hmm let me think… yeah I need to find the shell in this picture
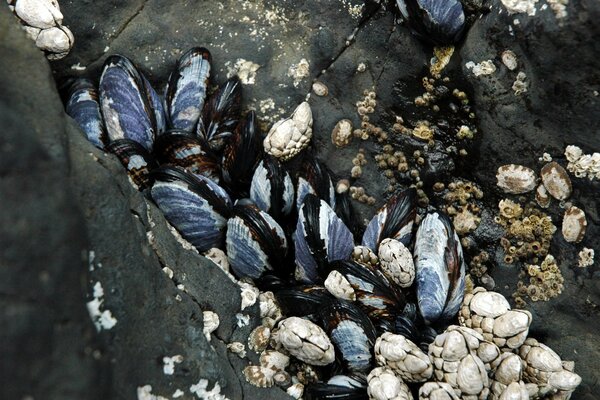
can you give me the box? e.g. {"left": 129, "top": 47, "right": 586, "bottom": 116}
{"left": 367, "top": 367, "right": 413, "bottom": 400}
{"left": 501, "top": 50, "right": 518, "bottom": 71}
{"left": 248, "top": 326, "right": 271, "bottom": 352}
{"left": 226, "top": 204, "right": 287, "bottom": 280}
{"left": 294, "top": 194, "right": 354, "bottom": 283}
{"left": 490, "top": 353, "right": 525, "bottom": 399}
{"left": 15, "top": 0, "right": 63, "bottom": 29}
{"left": 153, "top": 131, "right": 221, "bottom": 183}
{"left": 374, "top": 332, "right": 433, "bottom": 383}
{"left": 324, "top": 270, "right": 356, "bottom": 301}
{"left": 35, "top": 25, "right": 73, "bottom": 55}
{"left": 362, "top": 188, "right": 417, "bottom": 251}
{"left": 64, "top": 78, "right": 107, "bottom": 149}
{"left": 414, "top": 212, "right": 466, "bottom": 325}
{"left": 202, "top": 310, "right": 219, "bottom": 340}
{"left": 250, "top": 157, "right": 294, "bottom": 221}
{"left": 264, "top": 101, "right": 313, "bottom": 161}
{"left": 535, "top": 184, "right": 550, "bottom": 208}
{"left": 274, "top": 285, "right": 334, "bottom": 319}
{"left": 99, "top": 55, "right": 163, "bottom": 151}
{"left": 164, "top": 47, "right": 211, "bottom": 132}
{"left": 318, "top": 300, "right": 378, "bottom": 373}
{"left": 296, "top": 155, "right": 336, "bottom": 210}
{"left": 332, "top": 119, "right": 353, "bottom": 148}
{"left": 106, "top": 139, "right": 157, "bottom": 190}
{"left": 221, "top": 111, "right": 263, "bottom": 195}
{"left": 304, "top": 375, "right": 367, "bottom": 399}
{"left": 561, "top": 206, "right": 587, "bottom": 243}
{"left": 418, "top": 382, "right": 459, "bottom": 400}
{"left": 352, "top": 245, "right": 379, "bottom": 269}
{"left": 273, "top": 317, "right": 335, "bottom": 366}
{"left": 287, "top": 383, "right": 304, "bottom": 399}
{"left": 150, "top": 166, "right": 232, "bottom": 252}
{"left": 197, "top": 76, "right": 242, "bottom": 148}
{"left": 378, "top": 238, "right": 415, "bottom": 288}
{"left": 395, "top": 0, "right": 466, "bottom": 45}
{"left": 540, "top": 162, "right": 572, "bottom": 200}
{"left": 496, "top": 164, "right": 537, "bottom": 194}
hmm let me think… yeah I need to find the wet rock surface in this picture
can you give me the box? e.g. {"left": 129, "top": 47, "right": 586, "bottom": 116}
{"left": 2, "top": 0, "right": 600, "bottom": 399}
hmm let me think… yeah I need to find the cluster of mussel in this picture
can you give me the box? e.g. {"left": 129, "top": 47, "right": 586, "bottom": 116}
{"left": 63, "top": 48, "right": 580, "bottom": 400}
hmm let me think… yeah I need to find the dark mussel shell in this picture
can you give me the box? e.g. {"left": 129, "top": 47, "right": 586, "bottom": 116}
{"left": 361, "top": 188, "right": 417, "bottom": 252}
{"left": 164, "top": 47, "right": 211, "bottom": 132}
{"left": 274, "top": 285, "right": 334, "bottom": 319}
{"left": 304, "top": 375, "right": 368, "bottom": 400}
{"left": 150, "top": 166, "right": 232, "bottom": 252}
{"left": 99, "top": 55, "right": 165, "bottom": 151}
{"left": 64, "top": 78, "right": 107, "bottom": 149}
{"left": 250, "top": 157, "right": 294, "bottom": 221}
{"left": 197, "top": 76, "right": 242, "bottom": 149}
{"left": 226, "top": 203, "right": 288, "bottom": 280}
{"left": 106, "top": 139, "right": 157, "bottom": 190}
{"left": 396, "top": 0, "right": 466, "bottom": 45}
{"left": 414, "top": 211, "right": 465, "bottom": 326}
{"left": 296, "top": 155, "right": 336, "bottom": 211}
{"left": 153, "top": 130, "right": 221, "bottom": 183}
{"left": 335, "top": 188, "right": 360, "bottom": 239}
{"left": 329, "top": 260, "right": 406, "bottom": 324}
{"left": 295, "top": 194, "right": 354, "bottom": 284}
{"left": 222, "top": 111, "right": 263, "bottom": 195}
{"left": 318, "top": 300, "right": 378, "bottom": 374}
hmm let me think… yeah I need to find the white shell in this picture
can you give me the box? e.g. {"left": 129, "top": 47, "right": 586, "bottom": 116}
{"left": 35, "top": 25, "right": 73, "bottom": 54}
{"left": 367, "top": 367, "right": 413, "bottom": 400}
{"left": 418, "top": 382, "right": 459, "bottom": 400}
{"left": 312, "top": 81, "right": 329, "bottom": 96}
{"left": 378, "top": 238, "right": 415, "bottom": 288}
{"left": 15, "top": 0, "right": 63, "bottom": 28}
{"left": 287, "top": 383, "right": 304, "bottom": 399}
{"left": 273, "top": 317, "right": 335, "bottom": 366}
{"left": 203, "top": 248, "right": 230, "bottom": 273}
{"left": 540, "top": 162, "right": 572, "bottom": 200}
{"left": 332, "top": 119, "right": 353, "bottom": 148}
{"left": 324, "top": 270, "right": 356, "bottom": 301}
{"left": 243, "top": 365, "right": 274, "bottom": 388}
{"left": 562, "top": 206, "right": 587, "bottom": 243}
{"left": 202, "top": 310, "right": 219, "bottom": 341}
{"left": 264, "top": 102, "right": 313, "bottom": 161}
{"left": 260, "top": 350, "right": 290, "bottom": 371}
{"left": 469, "top": 290, "right": 510, "bottom": 318}
{"left": 248, "top": 326, "right": 270, "bottom": 352}
{"left": 22, "top": 25, "right": 41, "bottom": 40}
{"left": 496, "top": 381, "right": 529, "bottom": 400}
{"left": 375, "top": 332, "right": 433, "bottom": 383}
{"left": 535, "top": 184, "right": 550, "bottom": 208}
{"left": 501, "top": 50, "right": 518, "bottom": 71}
{"left": 259, "top": 291, "right": 282, "bottom": 328}
{"left": 496, "top": 164, "right": 537, "bottom": 194}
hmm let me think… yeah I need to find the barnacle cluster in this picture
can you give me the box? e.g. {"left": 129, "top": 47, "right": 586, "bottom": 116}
{"left": 513, "top": 254, "right": 565, "bottom": 305}
{"left": 353, "top": 90, "right": 386, "bottom": 142}
{"left": 578, "top": 247, "right": 595, "bottom": 268}
{"left": 442, "top": 179, "right": 484, "bottom": 236}
{"left": 565, "top": 144, "right": 600, "bottom": 180}
{"left": 496, "top": 201, "right": 556, "bottom": 264}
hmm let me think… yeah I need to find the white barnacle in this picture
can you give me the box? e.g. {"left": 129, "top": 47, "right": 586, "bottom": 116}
{"left": 374, "top": 332, "right": 432, "bottom": 383}
{"left": 378, "top": 238, "right": 415, "bottom": 288}
{"left": 367, "top": 367, "right": 413, "bottom": 400}
{"left": 273, "top": 317, "right": 335, "bottom": 366}
{"left": 562, "top": 206, "right": 587, "bottom": 243}
{"left": 202, "top": 311, "right": 219, "bottom": 341}
{"left": 541, "top": 161, "right": 572, "bottom": 200}
{"left": 324, "top": 270, "right": 356, "bottom": 301}
{"left": 238, "top": 281, "right": 259, "bottom": 311}
{"left": 14, "top": 0, "right": 63, "bottom": 29}
{"left": 163, "top": 355, "right": 184, "bottom": 375}
{"left": 263, "top": 102, "right": 313, "bottom": 161}
{"left": 496, "top": 164, "right": 537, "bottom": 194}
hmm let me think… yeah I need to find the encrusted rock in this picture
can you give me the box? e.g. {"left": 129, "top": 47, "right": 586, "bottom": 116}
{"left": 419, "top": 382, "right": 459, "bottom": 400}
{"left": 561, "top": 206, "right": 587, "bottom": 243}
{"left": 375, "top": 332, "right": 433, "bottom": 383}
{"left": 540, "top": 162, "right": 572, "bottom": 200}
{"left": 367, "top": 367, "right": 413, "bottom": 400}
{"left": 324, "top": 270, "right": 356, "bottom": 301}
{"left": 332, "top": 119, "right": 353, "bottom": 148}
{"left": 496, "top": 164, "right": 537, "bottom": 194}
{"left": 378, "top": 238, "right": 415, "bottom": 288}
{"left": 264, "top": 102, "right": 312, "bottom": 161}
{"left": 272, "top": 317, "right": 335, "bottom": 366}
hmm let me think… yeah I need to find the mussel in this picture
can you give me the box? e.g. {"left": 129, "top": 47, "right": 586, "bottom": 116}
{"left": 250, "top": 157, "right": 294, "bottom": 222}
{"left": 106, "top": 139, "right": 157, "bottom": 190}
{"left": 296, "top": 155, "right": 336, "bottom": 210}
{"left": 304, "top": 375, "right": 368, "bottom": 400}
{"left": 395, "top": 0, "right": 466, "bottom": 45}
{"left": 63, "top": 77, "right": 107, "bottom": 149}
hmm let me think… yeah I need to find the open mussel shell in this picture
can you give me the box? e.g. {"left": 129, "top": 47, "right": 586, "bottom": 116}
{"left": 222, "top": 111, "right": 263, "bottom": 195}
{"left": 197, "top": 76, "right": 242, "bottom": 149}
{"left": 250, "top": 157, "right": 294, "bottom": 222}
{"left": 318, "top": 300, "right": 378, "bottom": 374}
{"left": 150, "top": 166, "right": 232, "bottom": 252}
{"left": 329, "top": 260, "right": 406, "bottom": 324}
{"left": 99, "top": 55, "right": 165, "bottom": 151}
{"left": 396, "top": 0, "right": 466, "bottom": 45}
{"left": 153, "top": 130, "right": 221, "bottom": 183}
{"left": 304, "top": 374, "right": 367, "bottom": 400}
{"left": 361, "top": 188, "right": 417, "bottom": 252}
{"left": 295, "top": 194, "right": 354, "bottom": 284}
{"left": 63, "top": 77, "right": 107, "bottom": 149}
{"left": 296, "top": 155, "right": 336, "bottom": 211}
{"left": 226, "top": 203, "right": 288, "bottom": 280}
{"left": 106, "top": 139, "right": 157, "bottom": 190}
{"left": 164, "top": 47, "right": 211, "bottom": 132}
{"left": 414, "top": 211, "right": 465, "bottom": 326}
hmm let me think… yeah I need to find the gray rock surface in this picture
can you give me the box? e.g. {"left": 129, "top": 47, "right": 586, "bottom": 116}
{"left": 2, "top": 0, "right": 599, "bottom": 398}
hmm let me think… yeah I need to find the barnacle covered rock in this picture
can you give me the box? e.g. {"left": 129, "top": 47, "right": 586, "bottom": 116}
{"left": 562, "top": 206, "right": 587, "bottom": 243}
{"left": 519, "top": 338, "right": 581, "bottom": 398}
{"left": 374, "top": 332, "right": 433, "bottom": 383}
{"left": 273, "top": 317, "right": 335, "bottom": 366}
{"left": 367, "top": 367, "right": 413, "bottom": 400}
{"left": 264, "top": 101, "right": 313, "bottom": 161}
{"left": 419, "top": 382, "right": 459, "bottom": 400}
{"left": 460, "top": 287, "right": 531, "bottom": 350}
{"left": 496, "top": 165, "right": 537, "bottom": 194}
{"left": 429, "top": 326, "right": 490, "bottom": 399}
{"left": 540, "top": 162, "right": 572, "bottom": 201}
{"left": 378, "top": 238, "right": 415, "bottom": 288}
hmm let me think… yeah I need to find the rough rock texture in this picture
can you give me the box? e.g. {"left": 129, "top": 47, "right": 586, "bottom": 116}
{"left": 3, "top": 0, "right": 600, "bottom": 398}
